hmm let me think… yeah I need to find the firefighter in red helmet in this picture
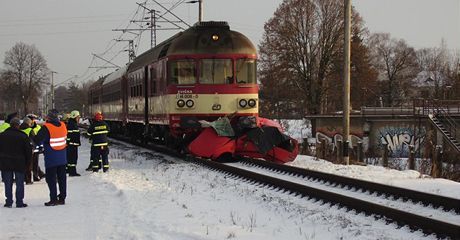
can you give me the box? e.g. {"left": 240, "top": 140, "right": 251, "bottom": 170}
{"left": 87, "top": 112, "right": 110, "bottom": 172}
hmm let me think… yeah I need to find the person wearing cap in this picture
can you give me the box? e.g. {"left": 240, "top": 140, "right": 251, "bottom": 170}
{"left": 34, "top": 109, "right": 68, "bottom": 206}
{"left": 20, "top": 117, "right": 36, "bottom": 184}
{"left": 61, "top": 113, "right": 70, "bottom": 124}
{"left": 0, "top": 117, "right": 32, "bottom": 208}
{"left": 87, "top": 112, "right": 110, "bottom": 172}
{"left": 66, "top": 110, "right": 81, "bottom": 176}
{"left": 0, "top": 112, "right": 18, "bottom": 133}
{"left": 27, "top": 114, "right": 46, "bottom": 181}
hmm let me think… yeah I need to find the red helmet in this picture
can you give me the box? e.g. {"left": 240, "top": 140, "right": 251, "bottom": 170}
{"left": 94, "top": 112, "right": 103, "bottom": 121}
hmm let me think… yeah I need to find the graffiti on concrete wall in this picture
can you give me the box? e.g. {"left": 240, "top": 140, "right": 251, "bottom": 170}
{"left": 377, "top": 127, "right": 425, "bottom": 157}
{"left": 316, "top": 131, "right": 366, "bottom": 151}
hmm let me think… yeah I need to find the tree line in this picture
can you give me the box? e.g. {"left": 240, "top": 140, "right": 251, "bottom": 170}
{"left": 0, "top": 42, "right": 92, "bottom": 118}
{"left": 2, "top": 0, "right": 459, "bottom": 119}
{"left": 258, "top": 0, "right": 460, "bottom": 117}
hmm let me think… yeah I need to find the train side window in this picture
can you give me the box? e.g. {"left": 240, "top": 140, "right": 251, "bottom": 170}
{"left": 150, "top": 68, "right": 157, "bottom": 96}
{"left": 236, "top": 59, "right": 257, "bottom": 84}
{"left": 168, "top": 60, "right": 196, "bottom": 85}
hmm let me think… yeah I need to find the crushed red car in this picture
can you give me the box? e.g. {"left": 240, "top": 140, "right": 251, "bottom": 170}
{"left": 187, "top": 116, "right": 299, "bottom": 164}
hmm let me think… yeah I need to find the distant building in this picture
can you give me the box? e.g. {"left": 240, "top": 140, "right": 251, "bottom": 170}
{"left": 411, "top": 71, "right": 452, "bottom": 99}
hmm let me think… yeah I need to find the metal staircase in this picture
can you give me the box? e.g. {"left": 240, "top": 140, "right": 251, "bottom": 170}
{"left": 414, "top": 99, "right": 460, "bottom": 154}
{"left": 428, "top": 114, "right": 460, "bottom": 153}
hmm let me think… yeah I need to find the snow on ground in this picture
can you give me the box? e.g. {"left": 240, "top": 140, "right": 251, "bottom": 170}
{"left": 289, "top": 155, "right": 460, "bottom": 199}
{"left": 0, "top": 136, "right": 458, "bottom": 239}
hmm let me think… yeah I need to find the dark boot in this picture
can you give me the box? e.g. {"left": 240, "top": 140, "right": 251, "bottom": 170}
{"left": 57, "top": 197, "right": 65, "bottom": 205}
{"left": 44, "top": 200, "right": 58, "bottom": 206}
{"left": 85, "top": 163, "right": 92, "bottom": 171}
{"left": 16, "top": 203, "right": 28, "bottom": 208}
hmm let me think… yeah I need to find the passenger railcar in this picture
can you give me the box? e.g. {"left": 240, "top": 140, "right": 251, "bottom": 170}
{"left": 88, "top": 21, "right": 258, "bottom": 145}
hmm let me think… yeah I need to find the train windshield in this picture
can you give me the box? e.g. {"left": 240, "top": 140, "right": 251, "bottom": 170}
{"left": 236, "top": 59, "right": 256, "bottom": 84}
{"left": 199, "top": 59, "right": 233, "bottom": 84}
{"left": 168, "top": 60, "right": 197, "bottom": 85}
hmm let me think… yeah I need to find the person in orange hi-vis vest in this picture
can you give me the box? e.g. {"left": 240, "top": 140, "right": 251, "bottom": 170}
{"left": 34, "top": 109, "right": 68, "bottom": 207}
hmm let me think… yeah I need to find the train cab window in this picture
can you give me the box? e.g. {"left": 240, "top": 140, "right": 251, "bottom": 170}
{"left": 236, "top": 59, "right": 257, "bottom": 84}
{"left": 199, "top": 59, "right": 233, "bottom": 84}
{"left": 168, "top": 60, "right": 196, "bottom": 85}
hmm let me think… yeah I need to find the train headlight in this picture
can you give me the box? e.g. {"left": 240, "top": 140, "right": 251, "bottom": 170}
{"left": 186, "top": 99, "right": 194, "bottom": 108}
{"left": 177, "top": 99, "right": 185, "bottom": 108}
{"left": 212, "top": 34, "right": 219, "bottom": 41}
{"left": 239, "top": 99, "right": 247, "bottom": 108}
{"left": 248, "top": 99, "right": 257, "bottom": 108}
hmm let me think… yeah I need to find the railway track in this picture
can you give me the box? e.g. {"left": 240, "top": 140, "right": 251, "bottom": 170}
{"left": 187, "top": 157, "right": 460, "bottom": 239}
{"left": 240, "top": 157, "right": 460, "bottom": 214}
{"left": 91, "top": 128, "right": 460, "bottom": 239}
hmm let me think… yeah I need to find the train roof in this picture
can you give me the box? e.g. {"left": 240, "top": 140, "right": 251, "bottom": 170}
{"left": 128, "top": 21, "right": 256, "bottom": 72}
{"left": 168, "top": 21, "right": 257, "bottom": 56}
{"left": 128, "top": 32, "right": 181, "bottom": 71}
{"left": 88, "top": 76, "right": 105, "bottom": 92}
{"left": 104, "top": 65, "right": 128, "bottom": 84}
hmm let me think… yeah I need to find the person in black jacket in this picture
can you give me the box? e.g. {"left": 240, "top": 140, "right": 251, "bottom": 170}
{"left": 0, "top": 112, "right": 18, "bottom": 133}
{"left": 0, "top": 117, "right": 32, "bottom": 208}
{"left": 87, "top": 112, "right": 110, "bottom": 172}
{"left": 66, "top": 110, "right": 81, "bottom": 176}
{"left": 19, "top": 117, "right": 36, "bottom": 184}
{"left": 27, "top": 114, "right": 46, "bottom": 181}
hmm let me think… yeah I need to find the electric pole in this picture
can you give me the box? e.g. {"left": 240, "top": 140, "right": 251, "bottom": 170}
{"left": 152, "top": 10, "right": 156, "bottom": 47}
{"left": 343, "top": 0, "right": 351, "bottom": 165}
{"left": 199, "top": 0, "right": 203, "bottom": 22}
{"left": 115, "top": 40, "right": 136, "bottom": 63}
{"left": 186, "top": 0, "right": 203, "bottom": 22}
{"left": 50, "top": 71, "right": 57, "bottom": 109}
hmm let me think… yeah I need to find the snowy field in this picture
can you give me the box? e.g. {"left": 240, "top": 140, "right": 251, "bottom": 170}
{"left": 0, "top": 136, "right": 459, "bottom": 239}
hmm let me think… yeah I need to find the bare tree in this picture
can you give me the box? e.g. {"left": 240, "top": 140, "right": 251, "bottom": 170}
{"left": 259, "top": 0, "right": 368, "bottom": 115}
{"left": 416, "top": 41, "right": 451, "bottom": 99}
{"left": 2, "top": 42, "right": 49, "bottom": 115}
{"left": 0, "top": 70, "right": 21, "bottom": 115}
{"left": 368, "top": 33, "right": 418, "bottom": 107}
{"left": 445, "top": 51, "right": 460, "bottom": 100}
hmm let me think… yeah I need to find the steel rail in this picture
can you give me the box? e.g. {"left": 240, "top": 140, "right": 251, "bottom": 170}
{"left": 189, "top": 157, "right": 460, "bottom": 239}
{"left": 82, "top": 125, "right": 459, "bottom": 238}
{"left": 240, "top": 157, "right": 460, "bottom": 214}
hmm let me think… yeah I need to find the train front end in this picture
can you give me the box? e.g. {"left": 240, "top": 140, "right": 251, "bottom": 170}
{"left": 164, "top": 21, "right": 259, "bottom": 138}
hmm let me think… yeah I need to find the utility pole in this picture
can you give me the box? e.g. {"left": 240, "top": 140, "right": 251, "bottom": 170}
{"left": 44, "top": 89, "right": 48, "bottom": 116}
{"left": 50, "top": 71, "right": 57, "bottom": 109}
{"left": 199, "top": 0, "right": 203, "bottom": 22}
{"left": 186, "top": 0, "right": 203, "bottom": 22}
{"left": 342, "top": 0, "right": 351, "bottom": 165}
{"left": 151, "top": 10, "right": 156, "bottom": 47}
{"left": 136, "top": 3, "right": 160, "bottom": 48}
{"left": 115, "top": 40, "right": 136, "bottom": 63}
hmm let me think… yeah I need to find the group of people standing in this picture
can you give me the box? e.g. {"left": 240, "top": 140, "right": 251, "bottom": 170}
{"left": 0, "top": 110, "right": 110, "bottom": 208}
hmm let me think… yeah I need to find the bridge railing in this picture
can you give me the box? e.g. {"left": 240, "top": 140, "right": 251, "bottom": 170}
{"left": 413, "top": 99, "right": 460, "bottom": 116}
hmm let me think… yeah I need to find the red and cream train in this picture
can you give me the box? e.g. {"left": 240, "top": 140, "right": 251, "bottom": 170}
{"left": 88, "top": 21, "right": 259, "bottom": 145}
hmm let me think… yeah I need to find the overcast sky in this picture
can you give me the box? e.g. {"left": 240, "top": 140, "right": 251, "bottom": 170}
{"left": 0, "top": 0, "right": 459, "bottom": 85}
